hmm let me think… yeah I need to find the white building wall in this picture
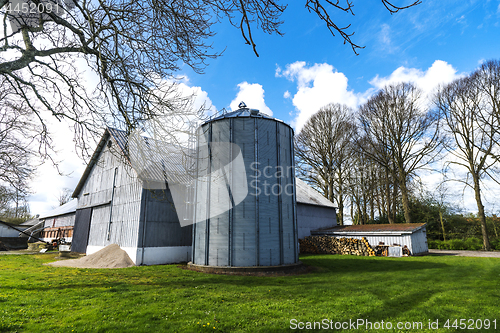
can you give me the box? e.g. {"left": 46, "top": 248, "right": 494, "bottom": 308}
{"left": 410, "top": 229, "right": 428, "bottom": 254}
{"left": 86, "top": 245, "right": 192, "bottom": 265}
{"left": 324, "top": 229, "right": 428, "bottom": 255}
{"left": 297, "top": 204, "right": 337, "bottom": 239}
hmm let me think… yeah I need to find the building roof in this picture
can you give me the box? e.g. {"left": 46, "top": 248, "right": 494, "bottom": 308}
{"left": 72, "top": 128, "right": 112, "bottom": 198}
{"left": 312, "top": 223, "right": 427, "bottom": 236}
{"left": 295, "top": 178, "right": 336, "bottom": 208}
{"left": 19, "top": 218, "right": 40, "bottom": 226}
{"left": 203, "top": 106, "right": 293, "bottom": 133}
{"left": 72, "top": 127, "right": 196, "bottom": 197}
{"left": 205, "top": 107, "right": 277, "bottom": 122}
{"left": 39, "top": 199, "right": 77, "bottom": 219}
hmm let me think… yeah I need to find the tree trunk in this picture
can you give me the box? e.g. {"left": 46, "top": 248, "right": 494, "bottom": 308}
{"left": 350, "top": 198, "right": 354, "bottom": 226}
{"left": 338, "top": 194, "right": 344, "bottom": 226}
{"left": 361, "top": 171, "right": 367, "bottom": 225}
{"left": 369, "top": 166, "right": 375, "bottom": 222}
{"left": 385, "top": 169, "right": 394, "bottom": 224}
{"left": 472, "top": 174, "right": 491, "bottom": 250}
{"left": 439, "top": 208, "right": 446, "bottom": 241}
{"left": 392, "top": 180, "right": 398, "bottom": 224}
{"left": 399, "top": 173, "right": 412, "bottom": 223}
{"left": 337, "top": 167, "right": 344, "bottom": 226}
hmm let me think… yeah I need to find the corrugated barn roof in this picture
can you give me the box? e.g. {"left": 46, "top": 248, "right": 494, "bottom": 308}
{"left": 295, "top": 178, "right": 336, "bottom": 208}
{"left": 313, "top": 223, "right": 427, "bottom": 235}
{"left": 39, "top": 199, "right": 77, "bottom": 219}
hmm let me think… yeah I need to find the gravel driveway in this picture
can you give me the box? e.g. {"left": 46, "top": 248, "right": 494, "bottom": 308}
{"left": 428, "top": 249, "right": 500, "bottom": 258}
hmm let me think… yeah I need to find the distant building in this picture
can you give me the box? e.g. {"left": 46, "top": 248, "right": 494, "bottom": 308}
{"left": 312, "top": 223, "right": 428, "bottom": 255}
{"left": 295, "top": 178, "right": 337, "bottom": 239}
{"left": 0, "top": 221, "right": 28, "bottom": 238}
{"left": 17, "top": 217, "right": 43, "bottom": 240}
{"left": 38, "top": 199, "right": 77, "bottom": 242}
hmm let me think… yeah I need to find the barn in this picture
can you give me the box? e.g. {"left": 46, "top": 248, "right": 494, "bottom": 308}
{"left": 70, "top": 124, "right": 341, "bottom": 265}
{"left": 295, "top": 178, "right": 337, "bottom": 239}
{"left": 312, "top": 223, "right": 428, "bottom": 255}
{"left": 71, "top": 128, "right": 192, "bottom": 265}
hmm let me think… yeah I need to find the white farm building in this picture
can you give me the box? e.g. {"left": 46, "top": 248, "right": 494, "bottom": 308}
{"left": 312, "top": 223, "right": 428, "bottom": 255}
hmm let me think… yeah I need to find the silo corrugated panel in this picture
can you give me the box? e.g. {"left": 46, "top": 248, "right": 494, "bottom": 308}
{"left": 257, "top": 120, "right": 280, "bottom": 266}
{"left": 208, "top": 121, "right": 230, "bottom": 266}
{"left": 232, "top": 118, "right": 257, "bottom": 266}
{"left": 193, "top": 127, "right": 209, "bottom": 265}
{"left": 279, "top": 122, "right": 297, "bottom": 264}
{"left": 192, "top": 108, "right": 298, "bottom": 267}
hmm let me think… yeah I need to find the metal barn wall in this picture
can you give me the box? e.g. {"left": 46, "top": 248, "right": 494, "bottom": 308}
{"left": 192, "top": 114, "right": 298, "bottom": 267}
{"left": 0, "top": 225, "right": 23, "bottom": 237}
{"left": 139, "top": 188, "right": 192, "bottom": 248}
{"left": 410, "top": 228, "right": 428, "bottom": 254}
{"left": 78, "top": 138, "right": 143, "bottom": 249}
{"left": 43, "top": 214, "right": 75, "bottom": 229}
{"left": 297, "top": 203, "right": 337, "bottom": 239}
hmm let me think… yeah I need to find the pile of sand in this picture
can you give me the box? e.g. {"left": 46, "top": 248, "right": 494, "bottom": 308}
{"left": 48, "top": 244, "right": 135, "bottom": 268}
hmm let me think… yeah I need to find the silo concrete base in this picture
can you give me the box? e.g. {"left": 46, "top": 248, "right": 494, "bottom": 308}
{"left": 186, "top": 261, "right": 307, "bottom": 275}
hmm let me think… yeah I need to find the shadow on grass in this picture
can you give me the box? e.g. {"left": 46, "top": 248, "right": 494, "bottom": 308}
{"left": 355, "top": 288, "right": 439, "bottom": 324}
{"left": 299, "top": 255, "right": 448, "bottom": 274}
{"left": 7, "top": 255, "right": 448, "bottom": 293}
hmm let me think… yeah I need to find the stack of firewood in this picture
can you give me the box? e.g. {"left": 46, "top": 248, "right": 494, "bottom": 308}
{"left": 299, "top": 236, "right": 376, "bottom": 256}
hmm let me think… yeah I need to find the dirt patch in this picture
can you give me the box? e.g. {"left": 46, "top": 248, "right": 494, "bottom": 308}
{"left": 47, "top": 244, "right": 135, "bottom": 268}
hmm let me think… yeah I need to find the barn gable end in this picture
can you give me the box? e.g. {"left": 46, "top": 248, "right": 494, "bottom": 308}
{"left": 71, "top": 128, "right": 192, "bottom": 264}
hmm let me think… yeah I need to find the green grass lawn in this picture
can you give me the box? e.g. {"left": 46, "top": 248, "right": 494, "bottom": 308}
{"left": 1, "top": 253, "right": 499, "bottom": 332}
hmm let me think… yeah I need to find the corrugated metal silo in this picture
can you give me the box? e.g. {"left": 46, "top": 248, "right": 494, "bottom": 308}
{"left": 192, "top": 105, "right": 298, "bottom": 267}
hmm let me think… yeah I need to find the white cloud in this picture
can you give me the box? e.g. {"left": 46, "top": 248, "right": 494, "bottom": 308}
{"left": 378, "top": 24, "right": 397, "bottom": 53}
{"left": 277, "top": 61, "right": 361, "bottom": 132}
{"left": 230, "top": 82, "right": 273, "bottom": 116}
{"left": 370, "top": 60, "right": 461, "bottom": 102}
{"left": 177, "top": 79, "right": 217, "bottom": 117}
{"left": 280, "top": 60, "right": 461, "bottom": 133}
{"left": 29, "top": 117, "right": 87, "bottom": 215}
{"left": 380, "top": 24, "right": 391, "bottom": 45}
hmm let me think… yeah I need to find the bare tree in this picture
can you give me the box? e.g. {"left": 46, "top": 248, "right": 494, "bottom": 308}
{"left": 0, "top": 85, "right": 35, "bottom": 198}
{"left": 295, "top": 103, "right": 356, "bottom": 225}
{"left": 56, "top": 187, "right": 72, "bottom": 206}
{"left": 435, "top": 75, "right": 499, "bottom": 250}
{"left": 0, "top": 1, "right": 420, "bottom": 162}
{"left": 471, "top": 60, "right": 500, "bottom": 163}
{"left": 304, "top": 0, "right": 420, "bottom": 54}
{"left": 359, "top": 82, "right": 442, "bottom": 224}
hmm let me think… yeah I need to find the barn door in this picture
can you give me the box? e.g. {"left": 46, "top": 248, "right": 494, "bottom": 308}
{"left": 71, "top": 208, "right": 92, "bottom": 253}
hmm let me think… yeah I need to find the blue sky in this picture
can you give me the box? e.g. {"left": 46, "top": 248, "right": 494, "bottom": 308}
{"left": 30, "top": 0, "right": 500, "bottom": 216}
{"left": 180, "top": 0, "right": 500, "bottom": 119}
